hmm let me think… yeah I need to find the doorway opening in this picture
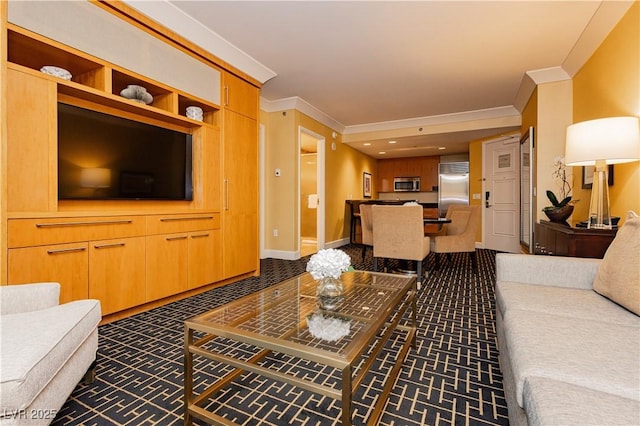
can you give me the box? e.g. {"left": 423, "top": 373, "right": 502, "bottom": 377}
{"left": 299, "top": 127, "right": 325, "bottom": 258}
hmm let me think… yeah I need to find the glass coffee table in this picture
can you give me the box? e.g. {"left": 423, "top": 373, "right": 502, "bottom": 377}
{"left": 184, "top": 270, "right": 417, "bottom": 425}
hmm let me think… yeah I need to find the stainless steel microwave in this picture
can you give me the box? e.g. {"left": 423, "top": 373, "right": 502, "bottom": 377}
{"left": 394, "top": 177, "right": 421, "bottom": 192}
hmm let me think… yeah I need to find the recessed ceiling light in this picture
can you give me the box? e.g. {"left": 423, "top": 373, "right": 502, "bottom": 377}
{"left": 379, "top": 151, "right": 386, "bottom": 155}
{"left": 364, "top": 142, "right": 371, "bottom": 146}
{"left": 438, "top": 146, "right": 446, "bottom": 150}
{"left": 388, "top": 140, "right": 397, "bottom": 144}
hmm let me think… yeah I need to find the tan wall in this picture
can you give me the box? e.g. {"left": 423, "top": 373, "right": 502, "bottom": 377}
{"left": 535, "top": 80, "right": 573, "bottom": 223}
{"left": 468, "top": 138, "right": 483, "bottom": 243}
{"left": 263, "top": 110, "right": 297, "bottom": 251}
{"left": 571, "top": 2, "right": 639, "bottom": 224}
{"left": 262, "top": 109, "right": 377, "bottom": 254}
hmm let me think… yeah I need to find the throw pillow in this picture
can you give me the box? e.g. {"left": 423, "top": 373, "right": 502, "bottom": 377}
{"left": 593, "top": 211, "right": 640, "bottom": 316}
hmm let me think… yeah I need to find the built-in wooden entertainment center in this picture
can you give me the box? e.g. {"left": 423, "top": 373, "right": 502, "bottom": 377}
{"left": 1, "top": 1, "right": 259, "bottom": 321}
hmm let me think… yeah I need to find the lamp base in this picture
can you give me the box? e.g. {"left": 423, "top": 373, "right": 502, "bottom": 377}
{"left": 587, "top": 160, "right": 612, "bottom": 230}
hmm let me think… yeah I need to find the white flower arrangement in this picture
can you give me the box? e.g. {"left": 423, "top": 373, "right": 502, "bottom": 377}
{"left": 306, "top": 248, "right": 352, "bottom": 280}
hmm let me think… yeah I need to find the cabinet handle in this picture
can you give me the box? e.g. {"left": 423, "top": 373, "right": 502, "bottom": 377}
{"left": 160, "top": 216, "right": 213, "bottom": 222}
{"left": 47, "top": 247, "right": 86, "bottom": 255}
{"left": 191, "top": 233, "right": 210, "bottom": 239}
{"left": 224, "top": 85, "right": 229, "bottom": 106}
{"left": 166, "top": 235, "right": 188, "bottom": 241}
{"left": 36, "top": 219, "right": 133, "bottom": 228}
{"left": 224, "top": 179, "right": 229, "bottom": 211}
{"left": 94, "top": 242, "right": 126, "bottom": 249}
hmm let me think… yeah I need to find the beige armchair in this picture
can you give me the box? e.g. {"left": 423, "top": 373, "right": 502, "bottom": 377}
{"left": 359, "top": 204, "right": 373, "bottom": 261}
{"left": 0, "top": 283, "right": 101, "bottom": 425}
{"left": 430, "top": 204, "right": 480, "bottom": 271}
{"left": 371, "top": 205, "right": 430, "bottom": 285}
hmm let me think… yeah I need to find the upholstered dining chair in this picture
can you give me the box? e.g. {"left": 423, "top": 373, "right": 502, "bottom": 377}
{"left": 430, "top": 204, "right": 481, "bottom": 271}
{"left": 371, "top": 205, "right": 430, "bottom": 286}
{"left": 359, "top": 203, "right": 373, "bottom": 261}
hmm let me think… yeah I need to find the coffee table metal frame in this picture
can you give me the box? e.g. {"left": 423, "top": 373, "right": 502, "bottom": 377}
{"left": 184, "top": 270, "right": 417, "bottom": 425}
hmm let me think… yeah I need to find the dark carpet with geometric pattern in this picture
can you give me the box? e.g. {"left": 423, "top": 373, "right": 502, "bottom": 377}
{"left": 52, "top": 245, "right": 509, "bottom": 425}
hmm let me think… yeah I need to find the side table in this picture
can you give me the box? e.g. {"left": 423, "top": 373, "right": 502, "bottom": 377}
{"left": 534, "top": 220, "right": 617, "bottom": 259}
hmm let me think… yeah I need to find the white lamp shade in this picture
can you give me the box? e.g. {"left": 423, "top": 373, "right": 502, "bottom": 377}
{"left": 565, "top": 116, "right": 640, "bottom": 166}
{"left": 80, "top": 167, "right": 111, "bottom": 188}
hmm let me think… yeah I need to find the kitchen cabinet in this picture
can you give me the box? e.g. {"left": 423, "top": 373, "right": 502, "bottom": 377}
{"left": 377, "top": 156, "right": 440, "bottom": 192}
{"left": 377, "top": 161, "right": 395, "bottom": 192}
{"left": 423, "top": 207, "right": 440, "bottom": 234}
{"left": 420, "top": 157, "right": 440, "bottom": 192}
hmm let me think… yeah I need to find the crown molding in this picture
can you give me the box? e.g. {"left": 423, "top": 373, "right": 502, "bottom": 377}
{"left": 260, "top": 97, "right": 345, "bottom": 132}
{"left": 342, "top": 106, "right": 520, "bottom": 136}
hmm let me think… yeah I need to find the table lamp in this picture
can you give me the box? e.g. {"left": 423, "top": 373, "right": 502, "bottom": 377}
{"left": 565, "top": 116, "right": 640, "bottom": 229}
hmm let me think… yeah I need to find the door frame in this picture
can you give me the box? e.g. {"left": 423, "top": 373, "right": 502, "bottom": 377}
{"left": 298, "top": 126, "right": 325, "bottom": 257}
{"left": 259, "top": 123, "right": 266, "bottom": 259}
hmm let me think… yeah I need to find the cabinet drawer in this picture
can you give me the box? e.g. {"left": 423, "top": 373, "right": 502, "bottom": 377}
{"left": 8, "top": 216, "right": 146, "bottom": 248}
{"left": 146, "top": 213, "right": 220, "bottom": 234}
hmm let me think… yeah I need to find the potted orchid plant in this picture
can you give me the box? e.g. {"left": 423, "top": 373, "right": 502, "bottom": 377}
{"left": 542, "top": 156, "right": 578, "bottom": 222}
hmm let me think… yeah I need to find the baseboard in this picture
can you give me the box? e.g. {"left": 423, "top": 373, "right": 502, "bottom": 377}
{"left": 261, "top": 249, "right": 299, "bottom": 260}
{"left": 261, "top": 238, "right": 351, "bottom": 260}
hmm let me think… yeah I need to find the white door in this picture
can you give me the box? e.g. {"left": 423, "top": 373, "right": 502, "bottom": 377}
{"left": 484, "top": 137, "right": 521, "bottom": 253}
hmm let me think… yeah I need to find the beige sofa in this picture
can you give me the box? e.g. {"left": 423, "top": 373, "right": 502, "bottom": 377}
{"left": 495, "top": 212, "right": 640, "bottom": 425}
{"left": 0, "top": 283, "right": 101, "bottom": 425}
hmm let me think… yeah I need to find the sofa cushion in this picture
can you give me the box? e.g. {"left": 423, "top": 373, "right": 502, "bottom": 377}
{"left": 502, "top": 309, "right": 640, "bottom": 407}
{"left": 496, "top": 281, "right": 638, "bottom": 326}
{"left": 593, "top": 210, "right": 640, "bottom": 315}
{"left": 0, "top": 299, "right": 101, "bottom": 412}
{"left": 523, "top": 376, "right": 640, "bottom": 426}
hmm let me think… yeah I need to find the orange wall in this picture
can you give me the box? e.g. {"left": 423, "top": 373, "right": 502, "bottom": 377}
{"left": 571, "top": 2, "right": 639, "bottom": 224}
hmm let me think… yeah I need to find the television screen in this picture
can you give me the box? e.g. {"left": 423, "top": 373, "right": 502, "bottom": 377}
{"left": 58, "top": 103, "right": 193, "bottom": 201}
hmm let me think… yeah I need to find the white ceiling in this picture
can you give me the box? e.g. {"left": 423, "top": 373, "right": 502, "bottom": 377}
{"left": 125, "top": 1, "right": 633, "bottom": 158}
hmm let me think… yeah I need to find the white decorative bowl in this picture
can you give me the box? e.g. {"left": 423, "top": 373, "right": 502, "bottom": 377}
{"left": 40, "top": 66, "right": 72, "bottom": 80}
{"left": 120, "top": 85, "right": 153, "bottom": 105}
{"left": 186, "top": 106, "right": 204, "bottom": 121}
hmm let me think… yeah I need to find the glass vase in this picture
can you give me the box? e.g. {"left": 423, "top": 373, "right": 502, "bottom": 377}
{"left": 316, "top": 277, "right": 344, "bottom": 311}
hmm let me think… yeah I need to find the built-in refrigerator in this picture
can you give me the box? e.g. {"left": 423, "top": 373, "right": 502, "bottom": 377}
{"left": 438, "top": 162, "right": 469, "bottom": 217}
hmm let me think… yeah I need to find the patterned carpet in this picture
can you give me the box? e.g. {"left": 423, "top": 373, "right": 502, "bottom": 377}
{"left": 53, "top": 245, "right": 509, "bottom": 425}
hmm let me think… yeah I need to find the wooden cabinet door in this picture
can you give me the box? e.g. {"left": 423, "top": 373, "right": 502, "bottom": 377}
{"left": 377, "top": 160, "right": 395, "bottom": 192}
{"left": 197, "top": 125, "right": 222, "bottom": 210}
{"left": 421, "top": 157, "right": 440, "bottom": 191}
{"left": 223, "top": 110, "right": 258, "bottom": 279}
{"left": 223, "top": 72, "right": 259, "bottom": 119}
{"left": 6, "top": 68, "right": 56, "bottom": 213}
{"left": 146, "top": 233, "right": 188, "bottom": 302}
{"left": 188, "top": 230, "right": 222, "bottom": 289}
{"left": 8, "top": 243, "right": 89, "bottom": 303}
{"left": 89, "top": 237, "right": 145, "bottom": 315}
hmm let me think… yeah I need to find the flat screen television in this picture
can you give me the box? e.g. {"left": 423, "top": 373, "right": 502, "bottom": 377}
{"left": 58, "top": 103, "right": 193, "bottom": 201}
